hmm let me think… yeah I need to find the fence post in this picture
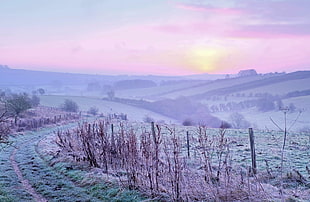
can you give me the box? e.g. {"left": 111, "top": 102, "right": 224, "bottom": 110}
{"left": 186, "top": 131, "right": 190, "bottom": 158}
{"left": 151, "top": 122, "right": 156, "bottom": 143}
{"left": 111, "top": 123, "right": 115, "bottom": 151}
{"left": 249, "top": 128, "right": 257, "bottom": 174}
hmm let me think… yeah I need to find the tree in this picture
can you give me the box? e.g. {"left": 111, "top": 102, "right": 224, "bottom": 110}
{"left": 61, "top": 99, "right": 79, "bottom": 112}
{"left": 37, "top": 88, "right": 45, "bottom": 95}
{"left": 6, "top": 93, "right": 32, "bottom": 124}
{"left": 288, "top": 103, "right": 296, "bottom": 113}
{"left": 229, "top": 112, "right": 251, "bottom": 129}
{"left": 275, "top": 99, "right": 284, "bottom": 110}
{"left": 31, "top": 94, "right": 40, "bottom": 107}
{"left": 0, "top": 98, "right": 10, "bottom": 142}
{"left": 107, "top": 90, "right": 115, "bottom": 100}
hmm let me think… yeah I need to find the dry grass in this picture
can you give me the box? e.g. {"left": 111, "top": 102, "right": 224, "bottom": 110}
{"left": 54, "top": 120, "right": 300, "bottom": 201}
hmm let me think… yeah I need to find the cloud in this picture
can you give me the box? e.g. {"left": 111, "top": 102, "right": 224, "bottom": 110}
{"left": 236, "top": 0, "right": 310, "bottom": 22}
{"left": 234, "top": 24, "right": 310, "bottom": 38}
{"left": 176, "top": 3, "right": 244, "bottom": 15}
{"left": 173, "top": 0, "right": 310, "bottom": 38}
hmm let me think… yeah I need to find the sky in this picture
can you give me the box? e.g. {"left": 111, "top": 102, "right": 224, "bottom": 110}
{"left": 0, "top": 0, "right": 310, "bottom": 75}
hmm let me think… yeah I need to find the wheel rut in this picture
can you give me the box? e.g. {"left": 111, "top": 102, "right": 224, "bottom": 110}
{"left": 2, "top": 125, "right": 101, "bottom": 202}
{"left": 10, "top": 144, "right": 48, "bottom": 202}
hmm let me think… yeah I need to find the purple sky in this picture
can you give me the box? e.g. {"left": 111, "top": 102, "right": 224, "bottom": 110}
{"left": 0, "top": 0, "right": 310, "bottom": 75}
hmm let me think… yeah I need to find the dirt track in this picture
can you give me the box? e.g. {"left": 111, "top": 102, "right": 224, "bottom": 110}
{"left": 0, "top": 124, "right": 99, "bottom": 201}
{"left": 10, "top": 144, "right": 47, "bottom": 202}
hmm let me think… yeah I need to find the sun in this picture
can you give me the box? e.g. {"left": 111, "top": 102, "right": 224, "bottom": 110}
{"left": 186, "top": 47, "right": 226, "bottom": 73}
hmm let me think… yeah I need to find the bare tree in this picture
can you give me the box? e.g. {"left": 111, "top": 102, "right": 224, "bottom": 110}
{"left": 107, "top": 90, "right": 115, "bottom": 100}
{"left": 229, "top": 112, "right": 250, "bottom": 129}
{"left": 270, "top": 107, "right": 302, "bottom": 201}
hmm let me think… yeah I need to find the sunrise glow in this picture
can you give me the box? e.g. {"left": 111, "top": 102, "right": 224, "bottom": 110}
{"left": 0, "top": 0, "right": 309, "bottom": 75}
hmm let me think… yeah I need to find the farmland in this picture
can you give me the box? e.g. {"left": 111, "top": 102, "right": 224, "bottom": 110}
{"left": 1, "top": 68, "right": 310, "bottom": 201}
{"left": 1, "top": 114, "right": 309, "bottom": 201}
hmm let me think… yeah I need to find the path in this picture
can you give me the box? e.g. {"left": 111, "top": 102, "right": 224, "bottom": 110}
{"left": 0, "top": 123, "right": 101, "bottom": 202}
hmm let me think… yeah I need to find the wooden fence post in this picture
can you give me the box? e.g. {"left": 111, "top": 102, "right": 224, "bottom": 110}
{"left": 249, "top": 128, "right": 257, "bottom": 174}
{"left": 151, "top": 122, "right": 155, "bottom": 140}
{"left": 111, "top": 123, "right": 115, "bottom": 151}
{"left": 186, "top": 131, "right": 190, "bottom": 158}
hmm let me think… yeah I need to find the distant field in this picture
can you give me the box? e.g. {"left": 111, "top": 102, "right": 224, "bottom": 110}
{"left": 157, "top": 75, "right": 265, "bottom": 99}
{"left": 115, "top": 80, "right": 206, "bottom": 100}
{"left": 40, "top": 95, "right": 178, "bottom": 124}
{"left": 213, "top": 107, "right": 310, "bottom": 131}
{"left": 238, "top": 78, "right": 310, "bottom": 95}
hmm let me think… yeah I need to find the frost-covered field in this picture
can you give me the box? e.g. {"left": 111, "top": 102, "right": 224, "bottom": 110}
{"left": 40, "top": 95, "right": 178, "bottom": 124}
{"left": 55, "top": 119, "right": 310, "bottom": 201}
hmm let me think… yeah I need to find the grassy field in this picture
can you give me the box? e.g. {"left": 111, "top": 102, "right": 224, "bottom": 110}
{"left": 40, "top": 95, "right": 178, "bottom": 124}
{"left": 0, "top": 121, "right": 146, "bottom": 201}
{"left": 238, "top": 78, "right": 310, "bottom": 96}
{"left": 54, "top": 119, "right": 310, "bottom": 201}
{"left": 153, "top": 75, "right": 265, "bottom": 99}
{"left": 115, "top": 80, "right": 205, "bottom": 100}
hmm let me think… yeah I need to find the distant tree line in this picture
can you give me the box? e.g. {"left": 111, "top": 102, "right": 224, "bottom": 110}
{"left": 104, "top": 96, "right": 229, "bottom": 127}
{"left": 284, "top": 89, "right": 310, "bottom": 99}
{"left": 208, "top": 93, "right": 297, "bottom": 113}
{"left": 86, "top": 79, "right": 157, "bottom": 94}
{"left": 114, "top": 79, "right": 157, "bottom": 90}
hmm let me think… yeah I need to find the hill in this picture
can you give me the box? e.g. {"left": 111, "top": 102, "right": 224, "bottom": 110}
{"left": 1, "top": 66, "right": 309, "bottom": 130}
{"left": 0, "top": 66, "right": 224, "bottom": 87}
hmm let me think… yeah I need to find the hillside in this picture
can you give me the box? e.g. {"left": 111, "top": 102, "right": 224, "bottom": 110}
{"left": 0, "top": 66, "right": 223, "bottom": 87}
{"left": 39, "top": 95, "right": 178, "bottom": 124}
{"left": 1, "top": 67, "right": 309, "bottom": 130}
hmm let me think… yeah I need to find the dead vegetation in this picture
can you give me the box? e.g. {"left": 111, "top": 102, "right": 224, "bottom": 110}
{"left": 1, "top": 106, "right": 80, "bottom": 135}
{"left": 53, "top": 119, "right": 310, "bottom": 201}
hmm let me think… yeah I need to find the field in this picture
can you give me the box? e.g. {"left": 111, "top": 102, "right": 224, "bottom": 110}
{"left": 39, "top": 95, "right": 178, "bottom": 124}
{"left": 0, "top": 120, "right": 145, "bottom": 201}
{"left": 1, "top": 69, "right": 310, "bottom": 201}
{"left": 52, "top": 118, "right": 310, "bottom": 201}
{"left": 1, "top": 112, "right": 309, "bottom": 201}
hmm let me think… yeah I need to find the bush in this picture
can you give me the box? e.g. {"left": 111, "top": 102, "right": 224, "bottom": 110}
{"left": 6, "top": 93, "right": 32, "bottom": 124}
{"left": 31, "top": 94, "right": 40, "bottom": 107}
{"left": 289, "top": 103, "right": 296, "bottom": 113}
{"left": 229, "top": 112, "right": 251, "bottom": 129}
{"left": 107, "top": 90, "right": 115, "bottom": 100}
{"left": 37, "top": 88, "right": 45, "bottom": 95}
{"left": 61, "top": 99, "right": 79, "bottom": 112}
{"left": 88, "top": 106, "right": 99, "bottom": 115}
{"left": 257, "top": 98, "right": 275, "bottom": 112}
{"left": 182, "top": 119, "right": 194, "bottom": 126}
{"left": 143, "top": 115, "right": 154, "bottom": 123}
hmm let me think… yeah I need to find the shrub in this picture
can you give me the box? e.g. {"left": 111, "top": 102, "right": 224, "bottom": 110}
{"left": 107, "top": 90, "right": 115, "bottom": 100}
{"left": 143, "top": 115, "right": 154, "bottom": 123}
{"left": 182, "top": 119, "right": 194, "bottom": 126}
{"left": 37, "top": 88, "right": 45, "bottom": 95}
{"left": 31, "top": 94, "right": 40, "bottom": 107}
{"left": 88, "top": 106, "right": 99, "bottom": 116}
{"left": 61, "top": 99, "right": 79, "bottom": 112}
{"left": 229, "top": 112, "right": 250, "bottom": 129}
{"left": 257, "top": 98, "right": 275, "bottom": 112}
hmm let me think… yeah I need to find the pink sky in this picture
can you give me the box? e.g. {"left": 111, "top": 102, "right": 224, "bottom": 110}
{"left": 0, "top": 0, "right": 310, "bottom": 75}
